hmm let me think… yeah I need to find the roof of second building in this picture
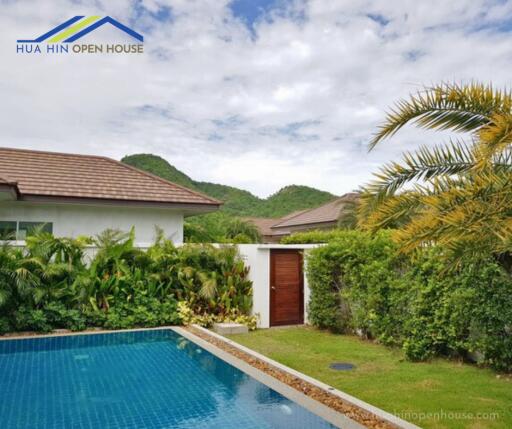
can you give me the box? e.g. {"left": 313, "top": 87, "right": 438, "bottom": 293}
{"left": 271, "top": 193, "right": 359, "bottom": 228}
{"left": 244, "top": 217, "right": 280, "bottom": 236}
{"left": 244, "top": 209, "right": 311, "bottom": 237}
{"left": 0, "top": 147, "right": 221, "bottom": 207}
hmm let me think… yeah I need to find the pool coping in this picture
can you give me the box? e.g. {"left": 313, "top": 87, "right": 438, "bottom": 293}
{"left": 185, "top": 325, "right": 421, "bottom": 429}
{"left": 0, "top": 326, "right": 177, "bottom": 341}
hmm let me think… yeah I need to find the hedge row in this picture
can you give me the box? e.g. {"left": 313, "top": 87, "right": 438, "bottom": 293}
{"left": 306, "top": 230, "right": 512, "bottom": 371}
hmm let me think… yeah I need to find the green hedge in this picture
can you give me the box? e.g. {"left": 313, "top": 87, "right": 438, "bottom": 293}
{"left": 306, "top": 231, "right": 512, "bottom": 371}
{"left": 281, "top": 229, "right": 348, "bottom": 244}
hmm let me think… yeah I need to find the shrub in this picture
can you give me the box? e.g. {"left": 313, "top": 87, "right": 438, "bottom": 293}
{"left": 282, "top": 229, "right": 349, "bottom": 244}
{"left": 43, "top": 302, "right": 87, "bottom": 331}
{"left": 168, "top": 244, "right": 253, "bottom": 317}
{"left": 177, "top": 301, "right": 216, "bottom": 327}
{"left": 306, "top": 230, "right": 512, "bottom": 371}
{"left": 469, "top": 263, "right": 512, "bottom": 371}
{"left": 0, "top": 317, "right": 11, "bottom": 335}
{"left": 177, "top": 301, "right": 258, "bottom": 330}
{"left": 104, "top": 295, "right": 180, "bottom": 330}
{"left": 402, "top": 254, "right": 512, "bottom": 370}
{"left": 306, "top": 230, "right": 404, "bottom": 338}
{"left": 306, "top": 243, "right": 351, "bottom": 332}
{"left": 14, "top": 307, "right": 52, "bottom": 333}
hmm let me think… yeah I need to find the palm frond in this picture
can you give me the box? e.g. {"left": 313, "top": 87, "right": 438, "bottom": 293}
{"left": 198, "top": 272, "right": 217, "bottom": 300}
{"left": 370, "top": 82, "right": 512, "bottom": 149}
{"left": 365, "top": 140, "right": 477, "bottom": 200}
{"left": 359, "top": 190, "right": 423, "bottom": 231}
{"left": 0, "top": 289, "right": 11, "bottom": 308}
{"left": 360, "top": 82, "right": 512, "bottom": 260}
{"left": 476, "top": 112, "right": 512, "bottom": 165}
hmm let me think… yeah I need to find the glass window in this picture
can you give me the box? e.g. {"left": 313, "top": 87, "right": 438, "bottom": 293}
{"left": 17, "top": 222, "right": 53, "bottom": 239}
{"left": 0, "top": 221, "right": 17, "bottom": 240}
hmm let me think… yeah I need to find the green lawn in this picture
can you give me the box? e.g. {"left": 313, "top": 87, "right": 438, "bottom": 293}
{"left": 227, "top": 326, "right": 511, "bottom": 429}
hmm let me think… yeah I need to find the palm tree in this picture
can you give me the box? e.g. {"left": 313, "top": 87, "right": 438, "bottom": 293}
{"left": 337, "top": 198, "right": 360, "bottom": 229}
{"left": 358, "top": 82, "right": 512, "bottom": 262}
{"left": 225, "top": 218, "right": 261, "bottom": 243}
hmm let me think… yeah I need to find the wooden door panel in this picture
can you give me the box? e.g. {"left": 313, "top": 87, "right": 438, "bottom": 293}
{"left": 270, "top": 250, "right": 304, "bottom": 326}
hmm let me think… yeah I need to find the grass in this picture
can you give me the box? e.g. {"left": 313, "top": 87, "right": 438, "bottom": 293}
{"left": 227, "top": 326, "right": 511, "bottom": 429}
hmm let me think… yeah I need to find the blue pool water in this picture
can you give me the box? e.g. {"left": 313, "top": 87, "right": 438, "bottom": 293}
{"left": 0, "top": 329, "right": 337, "bottom": 429}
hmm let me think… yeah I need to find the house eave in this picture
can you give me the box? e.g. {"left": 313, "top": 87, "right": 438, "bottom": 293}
{"left": 11, "top": 194, "right": 221, "bottom": 213}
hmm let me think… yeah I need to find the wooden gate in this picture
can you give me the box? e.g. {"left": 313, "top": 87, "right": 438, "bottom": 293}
{"left": 269, "top": 249, "right": 304, "bottom": 326}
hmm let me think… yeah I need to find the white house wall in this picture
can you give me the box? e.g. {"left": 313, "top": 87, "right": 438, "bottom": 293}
{"left": 0, "top": 202, "right": 184, "bottom": 245}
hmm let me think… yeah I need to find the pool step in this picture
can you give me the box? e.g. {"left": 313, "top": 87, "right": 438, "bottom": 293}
{"left": 213, "top": 323, "right": 248, "bottom": 335}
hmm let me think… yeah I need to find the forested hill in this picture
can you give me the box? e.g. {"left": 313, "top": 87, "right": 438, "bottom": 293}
{"left": 121, "top": 154, "right": 337, "bottom": 218}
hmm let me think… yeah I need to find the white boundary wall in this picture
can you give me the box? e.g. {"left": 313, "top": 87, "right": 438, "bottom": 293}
{"left": 236, "top": 244, "right": 322, "bottom": 328}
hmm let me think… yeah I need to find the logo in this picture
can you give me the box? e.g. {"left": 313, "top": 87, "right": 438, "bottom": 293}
{"left": 17, "top": 16, "right": 144, "bottom": 54}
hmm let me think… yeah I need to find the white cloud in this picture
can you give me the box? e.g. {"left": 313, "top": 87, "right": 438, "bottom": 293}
{"left": 1, "top": 0, "right": 512, "bottom": 197}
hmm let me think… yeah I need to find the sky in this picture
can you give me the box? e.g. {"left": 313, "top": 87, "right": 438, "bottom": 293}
{"left": 2, "top": 0, "right": 512, "bottom": 198}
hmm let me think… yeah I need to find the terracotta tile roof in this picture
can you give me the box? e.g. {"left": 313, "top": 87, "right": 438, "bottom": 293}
{"left": 244, "top": 217, "right": 282, "bottom": 236}
{"left": 0, "top": 147, "right": 220, "bottom": 206}
{"left": 245, "top": 209, "right": 311, "bottom": 235}
{"left": 271, "top": 193, "right": 359, "bottom": 228}
{"left": 0, "top": 175, "right": 17, "bottom": 185}
{"left": 279, "top": 208, "right": 309, "bottom": 222}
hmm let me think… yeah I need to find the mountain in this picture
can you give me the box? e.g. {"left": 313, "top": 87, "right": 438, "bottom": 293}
{"left": 121, "top": 154, "right": 337, "bottom": 217}
{"left": 258, "top": 185, "right": 335, "bottom": 217}
{"left": 193, "top": 181, "right": 262, "bottom": 215}
{"left": 121, "top": 154, "right": 198, "bottom": 191}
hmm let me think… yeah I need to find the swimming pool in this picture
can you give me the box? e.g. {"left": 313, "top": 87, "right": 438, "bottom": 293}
{"left": 0, "top": 329, "right": 338, "bottom": 429}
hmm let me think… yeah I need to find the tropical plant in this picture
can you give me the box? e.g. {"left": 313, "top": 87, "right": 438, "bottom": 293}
{"left": 176, "top": 301, "right": 258, "bottom": 330}
{"left": 0, "top": 243, "right": 26, "bottom": 309}
{"left": 224, "top": 218, "right": 261, "bottom": 243}
{"left": 168, "top": 244, "right": 253, "bottom": 317}
{"left": 0, "top": 229, "right": 255, "bottom": 334}
{"left": 0, "top": 234, "right": 87, "bottom": 309}
{"left": 359, "top": 82, "right": 512, "bottom": 262}
{"left": 183, "top": 221, "right": 217, "bottom": 243}
{"left": 185, "top": 212, "right": 261, "bottom": 243}
{"left": 337, "top": 198, "right": 359, "bottom": 229}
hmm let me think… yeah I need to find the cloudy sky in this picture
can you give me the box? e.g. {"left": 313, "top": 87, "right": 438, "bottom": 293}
{"left": 2, "top": 0, "right": 512, "bottom": 197}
